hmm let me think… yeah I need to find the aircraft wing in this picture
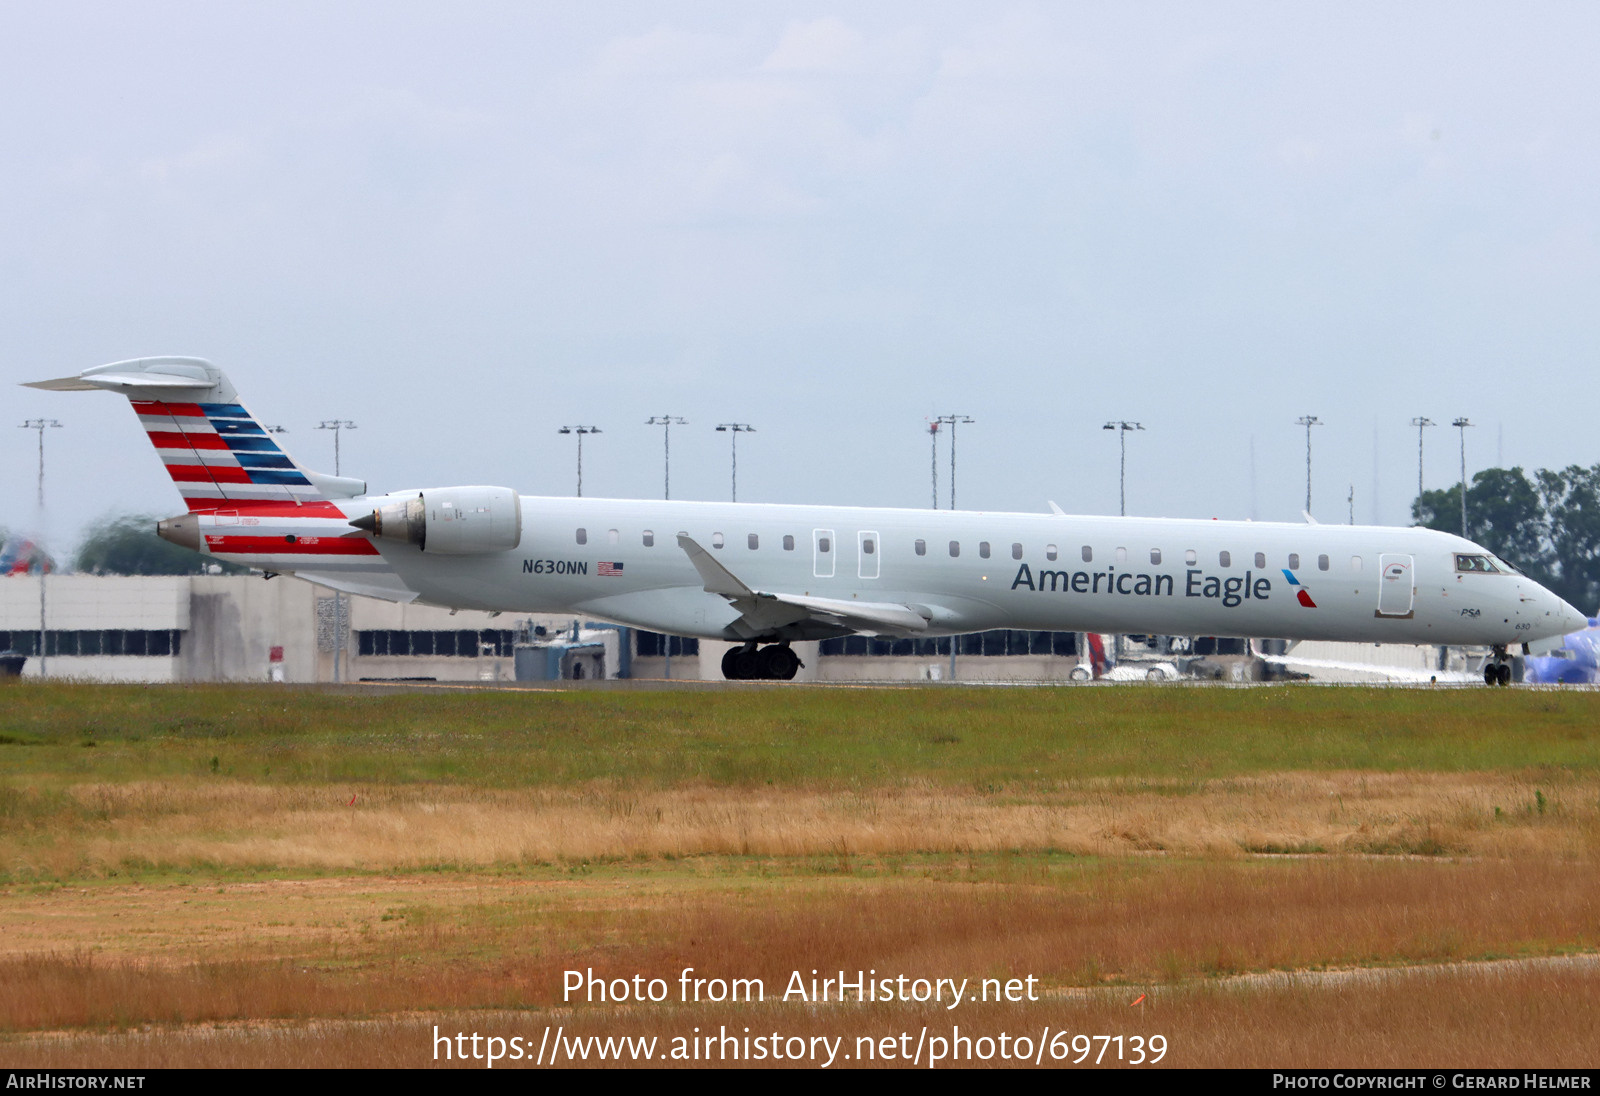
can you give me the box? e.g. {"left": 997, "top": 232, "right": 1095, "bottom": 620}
{"left": 677, "top": 534, "right": 931, "bottom": 639}
{"left": 1258, "top": 653, "right": 1478, "bottom": 685}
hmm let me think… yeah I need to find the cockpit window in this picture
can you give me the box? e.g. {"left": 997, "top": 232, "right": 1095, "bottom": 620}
{"left": 1492, "top": 554, "right": 1523, "bottom": 575}
{"left": 1455, "top": 553, "right": 1504, "bottom": 574}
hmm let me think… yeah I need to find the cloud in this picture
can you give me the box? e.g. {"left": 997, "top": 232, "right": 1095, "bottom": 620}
{"left": 761, "top": 17, "right": 866, "bottom": 74}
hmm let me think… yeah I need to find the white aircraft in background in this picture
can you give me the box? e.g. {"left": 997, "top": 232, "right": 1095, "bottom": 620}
{"left": 27, "top": 357, "right": 1590, "bottom": 684}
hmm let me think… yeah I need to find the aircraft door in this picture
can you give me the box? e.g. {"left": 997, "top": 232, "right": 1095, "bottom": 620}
{"left": 1376, "top": 554, "right": 1415, "bottom": 618}
{"left": 858, "top": 531, "right": 880, "bottom": 579}
{"left": 813, "top": 529, "right": 835, "bottom": 578}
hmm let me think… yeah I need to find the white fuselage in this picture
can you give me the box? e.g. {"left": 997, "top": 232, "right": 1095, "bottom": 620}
{"left": 208, "top": 494, "right": 1587, "bottom": 647}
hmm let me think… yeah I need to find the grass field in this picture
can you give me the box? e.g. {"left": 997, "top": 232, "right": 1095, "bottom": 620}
{"left": 2, "top": 682, "right": 1598, "bottom": 1068}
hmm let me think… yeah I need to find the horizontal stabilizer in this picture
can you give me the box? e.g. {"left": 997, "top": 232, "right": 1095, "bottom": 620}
{"left": 23, "top": 356, "right": 364, "bottom": 508}
{"left": 25, "top": 372, "right": 212, "bottom": 392}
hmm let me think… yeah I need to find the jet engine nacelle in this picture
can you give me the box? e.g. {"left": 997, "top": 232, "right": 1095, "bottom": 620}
{"left": 354, "top": 486, "right": 522, "bottom": 554}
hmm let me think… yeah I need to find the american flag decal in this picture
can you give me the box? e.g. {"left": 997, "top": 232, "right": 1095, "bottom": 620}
{"left": 598, "top": 561, "right": 624, "bottom": 576}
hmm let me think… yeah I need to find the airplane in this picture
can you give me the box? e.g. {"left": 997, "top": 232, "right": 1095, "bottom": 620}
{"left": 25, "top": 356, "right": 1591, "bottom": 684}
{"left": 1523, "top": 614, "right": 1600, "bottom": 685}
{"left": 0, "top": 535, "right": 52, "bottom": 576}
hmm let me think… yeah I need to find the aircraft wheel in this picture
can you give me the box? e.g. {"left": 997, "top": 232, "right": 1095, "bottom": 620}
{"left": 1496, "top": 662, "right": 1512, "bottom": 687}
{"left": 721, "top": 647, "right": 743, "bottom": 680}
{"left": 761, "top": 645, "right": 800, "bottom": 681}
{"left": 1483, "top": 663, "right": 1499, "bottom": 687}
{"left": 733, "top": 648, "right": 763, "bottom": 680}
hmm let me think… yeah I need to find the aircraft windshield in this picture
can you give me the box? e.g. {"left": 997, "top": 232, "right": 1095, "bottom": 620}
{"left": 1455, "top": 553, "right": 1508, "bottom": 574}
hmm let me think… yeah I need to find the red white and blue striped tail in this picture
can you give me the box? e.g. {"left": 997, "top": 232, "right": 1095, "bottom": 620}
{"left": 25, "top": 357, "right": 367, "bottom": 512}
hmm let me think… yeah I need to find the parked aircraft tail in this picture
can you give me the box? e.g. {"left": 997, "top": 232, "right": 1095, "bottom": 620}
{"left": 0, "top": 536, "right": 54, "bottom": 575}
{"left": 25, "top": 358, "right": 365, "bottom": 511}
{"left": 1085, "top": 632, "right": 1110, "bottom": 679}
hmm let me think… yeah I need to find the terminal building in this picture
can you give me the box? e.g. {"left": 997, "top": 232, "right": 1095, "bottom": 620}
{"left": 0, "top": 573, "right": 1473, "bottom": 685}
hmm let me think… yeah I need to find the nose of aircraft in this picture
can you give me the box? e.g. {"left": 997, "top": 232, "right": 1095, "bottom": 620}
{"left": 1555, "top": 595, "right": 1590, "bottom": 636}
{"left": 1522, "top": 579, "right": 1589, "bottom": 640}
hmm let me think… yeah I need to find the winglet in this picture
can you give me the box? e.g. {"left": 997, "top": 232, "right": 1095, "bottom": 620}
{"left": 1048, "top": 500, "right": 1065, "bottom": 516}
{"left": 677, "top": 534, "right": 755, "bottom": 598}
{"left": 1302, "top": 510, "right": 1319, "bottom": 525}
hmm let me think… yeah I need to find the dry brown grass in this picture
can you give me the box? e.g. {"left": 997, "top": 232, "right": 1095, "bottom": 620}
{"left": 4, "top": 770, "right": 1596, "bottom": 881}
{"left": 5, "top": 759, "right": 1599, "bottom": 1066}
{"left": 7, "top": 962, "right": 1598, "bottom": 1068}
{"left": 2, "top": 855, "right": 1596, "bottom": 1036}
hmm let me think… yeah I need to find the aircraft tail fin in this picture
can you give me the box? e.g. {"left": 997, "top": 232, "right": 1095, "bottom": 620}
{"left": 1086, "top": 632, "right": 1110, "bottom": 679}
{"left": 24, "top": 358, "right": 366, "bottom": 511}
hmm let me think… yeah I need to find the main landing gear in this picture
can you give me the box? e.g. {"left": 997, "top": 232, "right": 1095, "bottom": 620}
{"left": 1483, "top": 645, "right": 1513, "bottom": 687}
{"left": 721, "top": 642, "right": 803, "bottom": 681}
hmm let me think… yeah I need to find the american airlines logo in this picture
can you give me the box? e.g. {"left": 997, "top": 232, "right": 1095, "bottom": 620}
{"left": 1280, "top": 569, "right": 1317, "bottom": 608}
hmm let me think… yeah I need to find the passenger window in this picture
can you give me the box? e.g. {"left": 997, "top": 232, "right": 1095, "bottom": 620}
{"left": 1289, "top": 553, "right": 1301, "bottom": 570}
{"left": 607, "top": 529, "right": 619, "bottom": 545}
{"left": 643, "top": 530, "right": 654, "bottom": 547}
{"left": 783, "top": 535, "right": 795, "bottom": 551}
{"left": 1185, "top": 549, "right": 1197, "bottom": 565}
{"left": 1046, "top": 544, "right": 1058, "bottom": 561}
{"left": 1115, "top": 547, "right": 1127, "bottom": 563}
{"left": 1255, "top": 552, "right": 1266, "bottom": 569}
{"left": 949, "top": 541, "right": 960, "bottom": 558}
{"left": 1150, "top": 549, "right": 1162, "bottom": 565}
{"left": 1219, "top": 550, "right": 1231, "bottom": 567}
{"left": 1012, "top": 543, "right": 1023, "bottom": 560}
{"left": 748, "top": 533, "right": 759, "bottom": 550}
{"left": 712, "top": 532, "right": 725, "bottom": 549}
{"left": 915, "top": 539, "right": 926, "bottom": 556}
{"left": 1318, "top": 554, "right": 1329, "bottom": 571}
{"left": 979, "top": 542, "right": 991, "bottom": 559}
{"left": 862, "top": 538, "right": 875, "bottom": 555}
{"left": 576, "top": 528, "right": 587, "bottom": 545}
{"left": 1081, "top": 546, "right": 1093, "bottom": 563}
{"left": 1351, "top": 555, "right": 1362, "bottom": 571}
{"left": 818, "top": 537, "right": 831, "bottom": 553}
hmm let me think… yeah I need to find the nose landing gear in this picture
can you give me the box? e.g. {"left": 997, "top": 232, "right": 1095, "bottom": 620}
{"left": 720, "top": 642, "right": 803, "bottom": 681}
{"left": 1483, "top": 645, "right": 1513, "bottom": 687}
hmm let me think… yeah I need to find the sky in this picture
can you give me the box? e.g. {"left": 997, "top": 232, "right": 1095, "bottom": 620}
{"left": 4, "top": 2, "right": 1598, "bottom": 558}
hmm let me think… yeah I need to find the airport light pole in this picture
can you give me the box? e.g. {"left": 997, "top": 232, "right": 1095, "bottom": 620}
{"left": 317, "top": 420, "right": 357, "bottom": 477}
{"left": 317, "top": 419, "right": 357, "bottom": 684}
{"left": 1295, "top": 416, "right": 1322, "bottom": 514}
{"left": 1102, "top": 421, "right": 1144, "bottom": 516}
{"left": 936, "top": 414, "right": 974, "bottom": 510}
{"left": 646, "top": 416, "right": 686, "bottom": 500}
{"left": 19, "top": 418, "right": 62, "bottom": 507}
{"left": 1453, "top": 417, "right": 1473, "bottom": 537}
{"left": 715, "top": 423, "right": 754, "bottom": 502}
{"left": 927, "top": 421, "right": 940, "bottom": 508}
{"left": 20, "top": 418, "right": 62, "bottom": 678}
{"left": 558, "top": 426, "right": 600, "bottom": 497}
{"left": 1410, "top": 417, "right": 1433, "bottom": 511}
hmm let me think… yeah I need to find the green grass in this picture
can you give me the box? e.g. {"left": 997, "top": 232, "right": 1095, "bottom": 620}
{"left": 2, "top": 682, "right": 1598, "bottom": 790}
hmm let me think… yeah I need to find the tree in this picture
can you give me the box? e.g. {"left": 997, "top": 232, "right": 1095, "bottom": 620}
{"left": 1535, "top": 465, "right": 1600, "bottom": 614}
{"left": 1412, "top": 462, "right": 1600, "bottom": 615}
{"left": 1413, "top": 466, "right": 1552, "bottom": 582}
{"left": 72, "top": 513, "right": 251, "bottom": 576}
